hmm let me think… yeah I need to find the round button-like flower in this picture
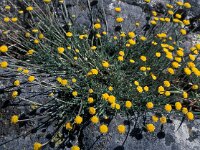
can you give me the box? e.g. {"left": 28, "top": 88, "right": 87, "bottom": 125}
{"left": 91, "top": 115, "right": 99, "bottom": 124}
{"left": 89, "top": 107, "right": 96, "bottom": 115}
{"left": 34, "top": 142, "right": 42, "bottom": 150}
{"left": 146, "top": 124, "right": 155, "bottom": 132}
{"left": 117, "top": 124, "right": 126, "bottom": 134}
{"left": 125, "top": 101, "right": 132, "bottom": 109}
{"left": 71, "top": 145, "right": 80, "bottom": 150}
{"left": 165, "top": 104, "right": 172, "bottom": 112}
{"left": 0, "top": 45, "right": 8, "bottom": 53}
{"left": 175, "top": 102, "right": 182, "bottom": 110}
{"left": 94, "top": 23, "right": 101, "bottom": 29}
{"left": 11, "top": 115, "right": 19, "bottom": 124}
{"left": 186, "top": 112, "right": 194, "bottom": 120}
{"left": 0, "top": 61, "right": 8, "bottom": 68}
{"left": 102, "top": 61, "right": 110, "bottom": 68}
{"left": 74, "top": 115, "right": 83, "bottom": 124}
{"left": 99, "top": 124, "right": 108, "bottom": 134}
{"left": 160, "top": 116, "right": 167, "bottom": 124}
{"left": 146, "top": 102, "right": 154, "bottom": 109}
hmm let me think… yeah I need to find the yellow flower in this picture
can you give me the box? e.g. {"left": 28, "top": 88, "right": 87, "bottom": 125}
{"left": 94, "top": 23, "right": 101, "bottom": 29}
{"left": 27, "top": 49, "right": 35, "bottom": 55}
{"left": 120, "top": 32, "right": 126, "bottom": 37}
{"left": 11, "top": 17, "right": 18, "bottom": 22}
{"left": 192, "top": 84, "right": 198, "bottom": 90}
{"left": 57, "top": 47, "right": 65, "bottom": 54}
{"left": 71, "top": 145, "right": 80, "bottom": 150}
{"left": 65, "top": 122, "right": 72, "bottom": 130}
{"left": 163, "top": 81, "right": 170, "bottom": 87}
{"left": 189, "top": 54, "right": 196, "bottom": 61}
{"left": 165, "top": 104, "right": 172, "bottom": 112}
{"left": 167, "top": 68, "right": 175, "bottom": 75}
{"left": 108, "top": 86, "right": 113, "bottom": 91}
{"left": 119, "top": 51, "right": 125, "bottom": 56}
{"left": 176, "top": 1, "right": 183, "bottom": 6}
{"left": 0, "top": 45, "right": 8, "bottom": 53}
{"left": 146, "top": 124, "right": 155, "bottom": 132}
{"left": 116, "top": 17, "right": 124, "bottom": 23}
{"left": 158, "top": 86, "right": 165, "bottom": 94}
{"left": 195, "top": 43, "right": 200, "bottom": 50}
{"left": 34, "top": 142, "right": 42, "bottom": 150}
{"left": 150, "top": 20, "right": 157, "bottom": 25}
{"left": 89, "top": 107, "right": 96, "bottom": 115}
{"left": 146, "top": 102, "right": 154, "bottom": 109}
{"left": 140, "top": 36, "right": 147, "bottom": 41}
{"left": 25, "top": 32, "right": 31, "bottom": 38}
{"left": 115, "top": 103, "right": 121, "bottom": 110}
{"left": 183, "top": 20, "right": 190, "bottom": 25}
{"left": 186, "top": 112, "right": 194, "bottom": 120}
{"left": 175, "top": 14, "right": 182, "bottom": 19}
{"left": 91, "top": 116, "right": 99, "bottom": 124}
{"left": 99, "top": 124, "right": 108, "bottom": 134}
{"left": 88, "top": 97, "right": 94, "bottom": 104}
{"left": 5, "top": 5, "right": 11, "bottom": 10}
{"left": 102, "top": 61, "right": 110, "bottom": 68}
{"left": 115, "top": 7, "right": 121, "bottom": 12}
{"left": 66, "top": 32, "right": 73, "bottom": 37}
{"left": 152, "top": 115, "right": 158, "bottom": 122}
{"left": 160, "top": 116, "right": 167, "bottom": 124}
{"left": 118, "top": 56, "right": 124, "bottom": 61}
{"left": 184, "top": 67, "right": 191, "bottom": 75}
{"left": 182, "top": 107, "right": 188, "bottom": 114}
{"left": 91, "top": 46, "right": 97, "bottom": 50}
{"left": 0, "top": 61, "right": 8, "bottom": 68}
{"left": 108, "top": 95, "right": 116, "bottom": 104}
{"left": 128, "top": 39, "right": 136, "bottom": 45}
{"left": 89, "top": 89, "right": 94, "bottom": 93}
{"left": 168, "top": 10, "right": 174, "bottom": 15}
{"left": 61, "top": 79, "right": 68, "bottom": 86}
{"left": 129, "top": 59, "right": 135, "bottom": 63}
{"left": 136, "top": 86, "right": 143, "bottom": 93}
{"left": 180, "top": 29, "right": 187, "bottom": 35}
{"left": 128, "top": 32, "right": 135, "bottom": 38}
{"left": 184, "top": 2, "right": 191, "bottom": 8}
{"left": 26, "top": 6, "right": 34, "bottom": 11}
{"left": 171, "top": 61, "right": 180, "bottom": 68}
{"left": 102, "top": 31, "right": 107, "bottom": 35}
{"left": 165, "top": 91, "right": 171, "bottom": 97}
{"left": 182, "top": 91, "right": 188, "bottom": 99}
{"left": 14, "top": 80, "right": 20, "bottom": 86}
{"left": 74, "top": 115, "right": 83, "bottom": 124}
{"left": 140, "top": 66, "right": 146, "bottom": 72}
{"left": 91, "top": 69, "right": 98, "bottom": 75}
{"left": 34, "top": 39, "right": 40, "bottom": 44}
{"left": 12, "top": 91, "right": 18, "bottom": 98}
{"left": 11, "top": 115, "right": 19, "bottom": 124}
{"left": 72, "top": 91, "right": 78, "bottom": 97}
{"left": 117, "top": 124, "right": 126, "bottom": 134}
{"left": 125, "top": 101, "right": 132, "bottom": 109}
{"left": 144, "top": 0, "right": 151, "bottom": 3}
{"left": 144, "top": 86, "right": 149, "bottom": 92}
{"left": 28, "top": 76, "right": 35, "bottom": 82}
{"left": 43, "top": 0, "right": 51, "bottom": 3}
{"left": 4, "top": 17, "right": 10, "bottom": 22}
{"left": 102, "top": 93, "right": 109, "bottom": 100}
{"left": 140, "top": 55, "right": 147, "bottom": 61}
{"left": 175, "top": 102, "right": 182, "bottom": 110}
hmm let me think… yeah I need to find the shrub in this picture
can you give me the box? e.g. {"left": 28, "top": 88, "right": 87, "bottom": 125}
{"left": 0, "top": 0, "right": 199, "bottom": 149}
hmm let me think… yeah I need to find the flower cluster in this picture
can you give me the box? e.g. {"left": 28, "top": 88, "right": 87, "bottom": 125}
{"left": 0, "top": 0, "right": 199, "bottom": 149}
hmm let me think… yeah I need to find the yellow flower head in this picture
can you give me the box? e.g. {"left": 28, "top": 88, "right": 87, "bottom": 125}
{"left": 89, "top": 107, "right": 96, "bottom": 115}
{"left": 57, "top": 47, "right": 65, "bottom": 54}
{"left": 71, "top": 145, "right": 80, "bottom": 150}
{"left": 116, "top": 17, "right": 124, "bottom": 23}
{"left": 165, "top": 104, "right": 172, "bottom": 112}
{"left": 94, "top": 23, "right": 101, "bottom": 29}
{"left": 125, "top": 100, "right": 132, "bottom": 109}
{"left": 28, "top": 76, "right": 35, "bottom": 82}
{"left": 74, "top": 115, "right": 83, "bottom": 124}
{"left": 115, "top": 7, "right": 121, "bottom": 12}
{"left": 66, "top": 32, "right": 73, "bottom": 37}
{"left": 146, "top": 102, "right": 154, "bottom": 109}
{"left": 34, "top": 142, "right": 42, "bottom": 150}
{"left": 72, "top": 91, "right": 78, "bottom": 97}
{"left": 160, "top": 116, "right": 167, "bottom": 124}
{"left": 26, "top": 6, "right": 34, "bottom": 11}
{"left": 175, "top": 102, "right": 182, "bottom": 110}
{"left": 0, "top": 45, "right": 8, "bottom": 53}
{"left": 99, "top": 124, "right": 108, "bottom": 134}
{"left": 152, "top": 115, "right": 158, "bottom": 122}
{"left": 146, "top": 124, "right": 155, "bottom": 132}
{"left": 14, "top": 80, "right": 20, "bottom": 86}
{"left": 11, "top": 115, "right": 19, "bottom": 124}
{"left": 0, "top": 61, "right": 8, "bottom": 68}
{"left": 108, "top": 95, "right": 116, "bottom": 104}
{"left": 91, "top": 116, "right": 99, "bottom": 124}
{"left": 186, "top": 112, "right": 194, "bottom": 120}
{"left": 88, "top": 97, "right": 94, "bottom": 104}
{"left": 117, "top": 124, "right": 126, "bottom": 134}
{"left": 102, "top": 61, "right": 110, "bottom": 68}
{"left": 65, "top": 122, "right": 73, "bottom": 130}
